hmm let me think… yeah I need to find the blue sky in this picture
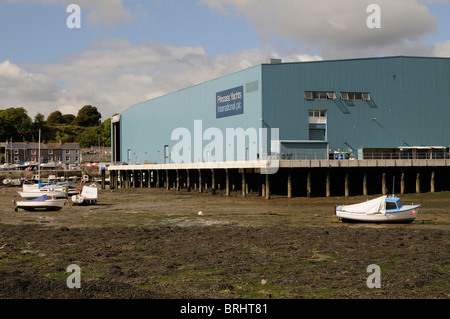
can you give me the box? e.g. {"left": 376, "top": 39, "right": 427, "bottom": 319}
{"left": 0, "top": 0, "right": 449, "bottom": 119}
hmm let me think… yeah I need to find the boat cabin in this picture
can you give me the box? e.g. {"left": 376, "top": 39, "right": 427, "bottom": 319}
{"left": 385, "top": 197, "right": 403, "bottom": 212}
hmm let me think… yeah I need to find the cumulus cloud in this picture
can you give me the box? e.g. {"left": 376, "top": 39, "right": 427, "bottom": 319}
{"left": 434, "top": 40, "right": 450, "bottom": 56}
{"left": 4, "top": 41, "right": 315, "bottom": 119}
{"left": 0, "top": 60, "right": 60, "bottom": 110}
{"left": 200, "top": 0, "right": 440, "bottom": 59}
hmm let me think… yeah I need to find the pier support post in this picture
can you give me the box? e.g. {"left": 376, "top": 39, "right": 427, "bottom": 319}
{"left": 382, "top": 172, "right": 387, "bottom": 195}
{"left": 401, "top": 171, "right": 405, "bottom": 194}
{"left": 156, "top": 170, "right": 160, "bottom": 188}
{"left": 416, "top": 172, "right": 421, "bottom": 194}
{"left": 287, "top": 169, "right": 292, "bottom": 199}
{"left": 363, "top": 172, "right": 367, "bottom": 196}
{"left": 140, "top": 170, "right": 143, "bottom": 188}
{"left": 326, "top": 170, "right": 331, "bottom": 197}
{"left": 345, "top": 172, "right": 349, "bottom": 197}
{"left": 261, "top": 174, "right": 266, "bottom": 197}
{"left": 307, "top": 171, "right": 311, "bottom": 198}
{"left": 430, "top": 169, "right": 435, "bottom": 193}
{"left": 198, "top": 169, "right": 203, "bottom": 193}
{"left": 126, "top": 171, "right": 130, "bottom": 189}
{"left": 265, "top": 174, "right": 270, "bottom": 200}
{"left": 225, "top": 169, "right": 230, "bottom": 196}
{"left": 109, "top": 170, "right": 114, "bottom": 189}
{"left": 166, "top": 170, "right": 170, "bottom": 190}
{"left": 101, "top": 169, "right": 105, "bottom": 190}
{"left": 211, "top": 169, "right": 216, "bottom": 195}
{"left": 176, "top": 169, "right": 180, "bottom": 191}
{"left": 242, "top": 170, "right": 246, "bottom": 197}
{"left": 186, "top": 170, "right": 191, "bottom": 192}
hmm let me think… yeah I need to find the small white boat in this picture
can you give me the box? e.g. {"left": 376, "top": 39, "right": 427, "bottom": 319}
{"left": 71, "top": 184, "right": 98, "bottom": 205}
{"left": 14, "top": 194, "right": 66, "bottom": 211}
{"left": 18, "top": 183, "right": 68, "bottom": 200}
{"left": 335, "top": 195, "right": 420, "bottom": 223}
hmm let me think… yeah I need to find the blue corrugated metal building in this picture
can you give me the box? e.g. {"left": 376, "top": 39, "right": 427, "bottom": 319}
{"left": 111, "top": 56, "right": 450, "bottom": 165}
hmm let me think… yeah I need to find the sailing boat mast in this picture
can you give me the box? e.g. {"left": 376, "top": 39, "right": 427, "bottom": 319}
{"left": 38, "top": 129, "right": 41, "bottom": 181}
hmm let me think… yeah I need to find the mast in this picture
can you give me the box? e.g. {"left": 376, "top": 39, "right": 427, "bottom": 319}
{"left": 38, "top": 129, "right": 41, "bottom": 181}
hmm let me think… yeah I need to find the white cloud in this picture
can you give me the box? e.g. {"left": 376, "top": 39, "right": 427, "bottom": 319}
{"left": 434, "top": 40, "right": 450, "bottom": 56}
{"left": 4, "top": 41, "right": 315, "bottom": 119}
{"left": 0, "top": 60, "right": 59, "bottom": 109}
{"left": 200, "top": 0, "right": 440, "bottom": 59}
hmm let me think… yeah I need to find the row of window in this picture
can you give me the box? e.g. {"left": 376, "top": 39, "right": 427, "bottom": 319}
{"left": 12, "top": 156, "right": 79, "bottom": 163}
{"left": 305, "top": 91, "right": 371, "bottom": 101}
{"left": 12, "top": 149, "right": 79, "bottom": 155}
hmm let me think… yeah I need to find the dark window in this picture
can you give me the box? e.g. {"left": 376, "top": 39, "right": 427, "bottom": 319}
{"left": 386, "top": 202, "right": 397, "bottom": 210}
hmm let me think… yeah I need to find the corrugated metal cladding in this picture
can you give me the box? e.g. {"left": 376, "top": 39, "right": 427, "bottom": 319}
{"left": 118, "top": 65, "right": 263, "bottom": 164}
{"left": 262, "top": 56, "right": 450, "bottom": 153}
{"left": 115, "top": 56, "right": 450, "bottom": 164}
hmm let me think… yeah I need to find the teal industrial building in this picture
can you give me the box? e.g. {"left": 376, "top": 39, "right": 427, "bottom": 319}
{"left": 109, "top": 56, "right": 450, "bottom": 198}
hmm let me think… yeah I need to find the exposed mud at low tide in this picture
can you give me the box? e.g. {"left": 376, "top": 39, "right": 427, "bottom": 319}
{"left": 0, "top": 187, "right": 448, "bottom": 299}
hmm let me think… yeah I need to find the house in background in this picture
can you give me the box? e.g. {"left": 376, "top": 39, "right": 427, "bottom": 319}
{"left": 4, "top": 141, "right": 81, "bottom": 169}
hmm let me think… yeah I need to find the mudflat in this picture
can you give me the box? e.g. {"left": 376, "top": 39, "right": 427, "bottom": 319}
{"left": 0, "top": 186, "right": 448, "bottom": 299}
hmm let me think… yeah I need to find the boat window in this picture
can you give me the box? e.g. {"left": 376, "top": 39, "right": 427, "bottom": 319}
{"left": 386, "top": 202, "right": 397, "bottom": 210}
{"left": 396, "top": 200, "right": 403, "bottom": 208}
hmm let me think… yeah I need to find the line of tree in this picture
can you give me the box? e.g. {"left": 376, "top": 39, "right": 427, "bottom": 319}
{"left": 0, "top": 105, "right": 111, "bottom": 148}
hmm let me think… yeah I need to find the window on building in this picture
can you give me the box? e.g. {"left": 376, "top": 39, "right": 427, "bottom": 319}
{"left": 14, "top": 156, "right": 19, "bottom": 162}
{"left": 304, "top": 91, "right": 336, "bottom": 100}
{"left": 340, "top": 92, "right": 371, "bottom": 101}
{"left": 14, "top": 149, "right": 19, "bottom": 155}
{"left": 48, "top": 150, "right": 53, "bottom": 155}
{"left": 309, "top": 110, "right": 327, "bottom": 124}
{"left": 65, "top": 150, "right": 70, "bottom": 154}
{"left": 65, "top": 156, "right": 70, "bottom": 162}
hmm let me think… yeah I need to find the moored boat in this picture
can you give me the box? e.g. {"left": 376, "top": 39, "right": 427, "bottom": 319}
{"left": 18, "top": 182, "right": 68, "bottom": 200}
{"left": 71, "top": 183, "right": 98, "bottom": 205}
{"left": 335, "top": 195, "right": 420, "bottom": 223}
{"left": 14, "top": 194, "right": 66, "bottom": 211}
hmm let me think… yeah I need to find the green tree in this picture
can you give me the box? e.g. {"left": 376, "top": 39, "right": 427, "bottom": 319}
{"left": 73, "top": 105, "right": 101, "bottom": 127}
{"left": 101, "top": 118, "right": 111, "bottom": 147}
{"left": 0, "top": 107, "right": 33, "bottom": 142}
{"left": 61, "top": 114, "right": 75, "bottom": 124}
{"left": 46, "top": 110, "right": 64, "bottom": 125}
{"left": 31, "top": 113, "right": 46, "bottom": 141}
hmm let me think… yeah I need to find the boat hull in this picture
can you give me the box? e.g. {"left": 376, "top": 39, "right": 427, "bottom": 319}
{"left": 71, "top": 184, "right": 98, "bottom": 205}
{"left": 18, "top": 191, "right": 67, "bottom": 200}
{"left": 15, "top": 200, "right": 66, "bottom": 211}
{"left": 71, "top": 195, "right": 97, "bottom": 205}
{"left": 336, "top": 205, "right": 419, "bottom": 223}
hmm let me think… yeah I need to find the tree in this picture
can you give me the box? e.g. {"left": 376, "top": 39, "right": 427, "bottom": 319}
{"left": 31, "top": 113, "right": 46, "bottom": 142}
{"left": 101, "top": 118, "right": 111, "bottom": 147}
{"left": 73, "top": 105, "right": 101, "bottom": 127}
{"left": 62, "top": 114, "right": 75, "bottom": 124}
{"left": 0, "top": 107, "right": 33, "bottom": 142}
{"left": 47, "top": 111, "right": 64, "bottom": 125}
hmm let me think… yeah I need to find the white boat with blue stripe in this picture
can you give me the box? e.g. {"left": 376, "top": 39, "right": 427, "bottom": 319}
{"left": 335, "top": 195, "right": 420, "bottom": 223}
